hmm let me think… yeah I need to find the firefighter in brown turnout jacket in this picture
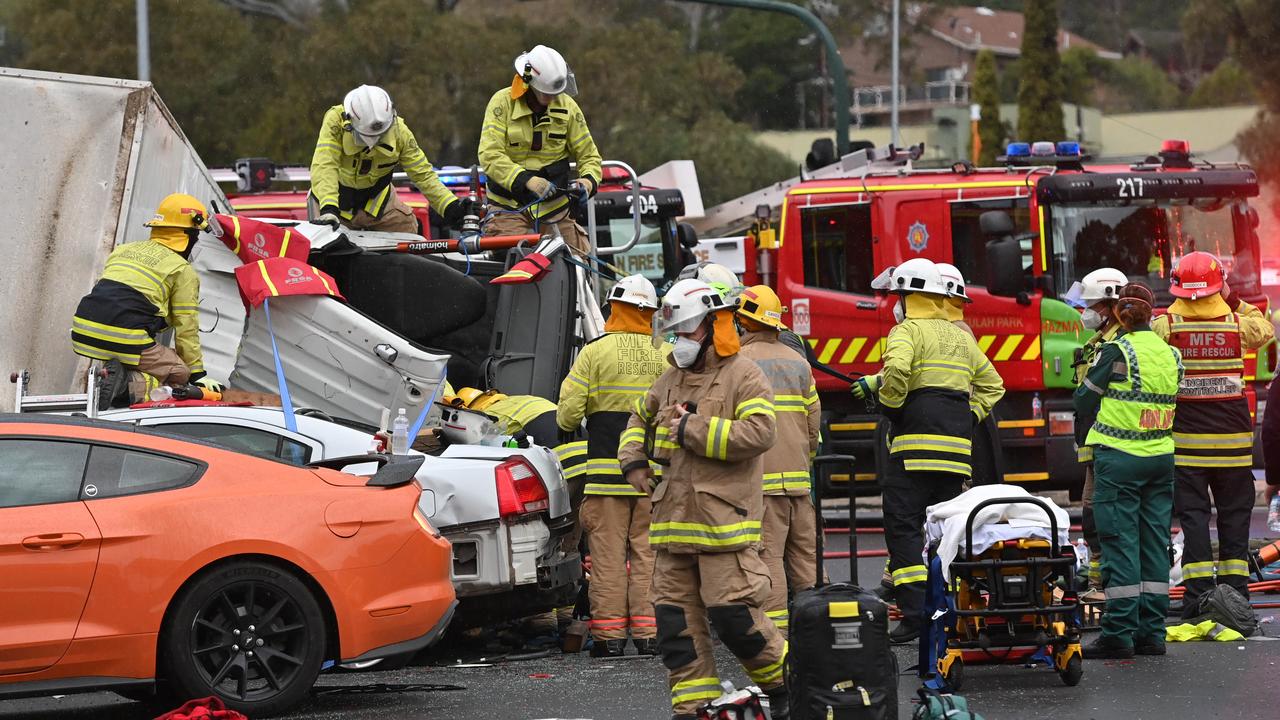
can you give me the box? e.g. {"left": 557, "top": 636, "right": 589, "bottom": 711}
{"left": 619, "top": 278, "right": 789, "bottom": 720}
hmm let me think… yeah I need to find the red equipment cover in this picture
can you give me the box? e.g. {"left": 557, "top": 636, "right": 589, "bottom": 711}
{"left": 491, "top": 252, "right": 553, "bottom": 284}
{"left": 215, "top": 213, "right": 311, "bottom": 264}
{"left": 129, "top": 400, "right": 255, "bottom": 409}
{"left": 151, "top": 696, "right": 248, "bottom": 720}
{"left": 234, "top": 257, "right": 345, "bottom": 308}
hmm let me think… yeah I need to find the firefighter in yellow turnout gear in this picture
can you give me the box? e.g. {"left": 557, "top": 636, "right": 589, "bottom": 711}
{"left": 558, "top": 275, "right": 669, "bottom": 657}
{"left": 852, "top": 259, "right": 1005, "bottom": 643}
{"left": 451, "top": 388, "right": 560, "bottom": 445}
{"left": 72, "top": 193, "right": 219, "bottom": 409}
{"left": 735, "top": 286, "right": 820, "bottom": 637}
{"left": 479, "top": 45, "right": 601, "bottom": 253}
{"left": 310, "top": 85, "right": 471, "bottom": 234}
{"left": 619, "top": 279, "right": 788, "bottom": 720}
{"left": 1151, "top": 251, "right": 1274, "bottom": 616}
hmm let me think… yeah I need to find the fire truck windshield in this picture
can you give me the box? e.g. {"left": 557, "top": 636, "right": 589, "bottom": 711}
{"left": 1048, "top": 198, "right": 1260, "bottom": 304}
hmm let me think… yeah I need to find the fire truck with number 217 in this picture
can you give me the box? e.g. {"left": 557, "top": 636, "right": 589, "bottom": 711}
{"left": 700, "top": 139, "right": 1275, "bottom": 496}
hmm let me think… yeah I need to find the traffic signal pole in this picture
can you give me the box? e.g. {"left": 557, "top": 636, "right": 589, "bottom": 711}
{"left": 680, "top": 0, "right": 851, "bottom": 155}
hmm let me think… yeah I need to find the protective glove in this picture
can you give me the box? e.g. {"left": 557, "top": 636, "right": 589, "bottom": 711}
{"left": 193, "top": 375, "right": 225, "bottom": 393}
{"left": 525, "top": 175, "right": 554, "bottom": 199}
{"left": 568, "top": 177, "right": 596, "bottom": 202}
{"left": 850, "top": 373, "right": 881, "bottom": 400}
{"left": 442, "top": 197, "right": 477, "bottom": 229}
{"left": 316, "top": 206, "right": 342, "bottom": 230}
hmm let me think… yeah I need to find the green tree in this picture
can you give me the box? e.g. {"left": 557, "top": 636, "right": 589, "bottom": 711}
{"left": 1187, "top": 59, "right": 1256, "bottom": 107}
{"left": 1093, "top": 56, "right": 1183, "bottom": 112}
{"left": 8, "top": 0, "right": 282, "bottom": 165}
{"left": 1016, "top": 0, "right": 1066, "bottom": 141}
{"left": 972, "top": 49, "right": 1003, "bottom": 165}
{"left": 1185, "top": 0, "right": 1280, "bottom": 181}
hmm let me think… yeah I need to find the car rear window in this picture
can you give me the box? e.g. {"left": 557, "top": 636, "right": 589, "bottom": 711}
{"left": 155, "top": 423, "right": 312, "bottom": 464}
{"left": 0, "top": 439, "right": 89, "bottom": 508}
{"left": 83, "top": 446, "right": 200, "bottom": 499}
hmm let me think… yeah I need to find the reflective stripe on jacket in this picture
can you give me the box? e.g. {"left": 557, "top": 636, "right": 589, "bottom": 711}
{"left": 559, "top": 331, "right": 669, "bottom": 496}
{"left": 478, "top": 88, "right": 601, "bottom": 217}
{"left": 618, "top": 350, "right": 777, "bottom": 553}
{"left": 71, "top": 240, "right": 203, "bottom": 371}
{"left": 310, "top": 105, "right": 457, "bottom": 219}
{"left": 1080, "top": 331, "right": 1182, "bottom": 457}
{"left": 484, "top": 395, "right": 558, "bottom": 436}
{"left": 739, "top": 330, "right": 820, "bottom": 495}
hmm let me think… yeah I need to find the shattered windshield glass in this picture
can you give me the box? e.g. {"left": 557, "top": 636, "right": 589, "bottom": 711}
{"left": 1048, "top": 199, "right": 1259, "bottom": 303}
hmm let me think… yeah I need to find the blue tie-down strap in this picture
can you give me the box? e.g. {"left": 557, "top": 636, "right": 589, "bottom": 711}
{"left": 921, "top": 555, "right": 955, "bottom": 691}
{"left": 408, "top": 369, "right": 447, "bottom": 441}
{"left": 262, "top": 298, "right": 297, "bottom": 433}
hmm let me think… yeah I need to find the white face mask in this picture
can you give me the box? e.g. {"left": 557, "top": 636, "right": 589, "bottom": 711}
{"left": 672, "top": 337, "right": 703, "bottom": 368}
{"left": 1081, "top": 308, "right": 1106, "bottom": 330}
{"left": 892, "top": 298, "right": 906, "bottom": 324}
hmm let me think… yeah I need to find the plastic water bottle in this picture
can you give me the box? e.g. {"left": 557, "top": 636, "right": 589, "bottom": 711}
{"left": 148, "top": 386, "right": 173, "bottom": 402}
{"left": 1268, "top": 495, "right": 1280, "bottom": 534}
{"left": 391, "top": 408, "right": 410, "bottom": 455}
{"left": 1031, "top": 392, "right": 1043, "bottom": 420}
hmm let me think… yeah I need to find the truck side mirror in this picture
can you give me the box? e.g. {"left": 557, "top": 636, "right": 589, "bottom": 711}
{"left": 677, "top": 222, "right": 699, "bottom": 250}
{"left": 980, "top": 211, "right": 1022, "bottom": 298}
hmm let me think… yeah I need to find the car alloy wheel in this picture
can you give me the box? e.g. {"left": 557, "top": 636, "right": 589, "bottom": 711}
{"left": 188, "top": 579, "right": 311, "bottom": 702}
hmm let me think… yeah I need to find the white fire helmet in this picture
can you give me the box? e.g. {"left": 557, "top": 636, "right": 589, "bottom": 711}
{"left": 1064, "top": 267, "right": 1127, "bottom": 308}
{"left": 607, "top": 274, "right": 659, "bottom": 310}
{"left": 343, "top": 85, "right": 396, "bottom": 148}
{"left": 935, "top": 262, "right": 972, "bottom": 302}
{"left": 654, "top": 279, "right": 731, "bottom": 337}
{"left": 514, "top": 45, "right": 578, "bottom": 97}
{"left": 870, "top": 258, "right": 949, "bottom": 296}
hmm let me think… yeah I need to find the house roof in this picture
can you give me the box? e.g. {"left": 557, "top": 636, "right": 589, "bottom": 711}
{"left": 925, "top": 5, "right": 1122, "bottom": 60}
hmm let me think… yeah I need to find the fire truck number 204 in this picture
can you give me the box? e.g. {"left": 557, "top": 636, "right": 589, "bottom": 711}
{"left": 627, "top": 194, "right": 660, "bottom": 215}
{"left": 1116, "top": 177, "right": 1146, "bottom": 198}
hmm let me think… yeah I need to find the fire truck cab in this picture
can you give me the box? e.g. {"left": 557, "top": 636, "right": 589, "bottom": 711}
{"left": 724, "top": 140, "right": 1274, "bottom": 496}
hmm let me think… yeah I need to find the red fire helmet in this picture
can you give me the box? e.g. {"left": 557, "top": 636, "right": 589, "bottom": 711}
{"left": 1169, "top": 251, "right": 1225, "bottom": 300}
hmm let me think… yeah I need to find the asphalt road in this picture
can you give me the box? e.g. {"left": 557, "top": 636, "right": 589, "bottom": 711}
{"left": 6, "top": 510, "right": 1280, "bottom": 720}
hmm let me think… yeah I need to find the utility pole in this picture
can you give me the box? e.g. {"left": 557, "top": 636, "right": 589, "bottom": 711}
{"left": 681, "top": 0, "right": 850, "bottom": 155}
{"left": 136, "top": 0, "right": 150, "bottom": 82}
{"left": 891, "top": 0, "right": 900, "bottom": 147}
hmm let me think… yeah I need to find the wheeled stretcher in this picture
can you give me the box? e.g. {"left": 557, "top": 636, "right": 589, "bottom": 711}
{"left": 920, "top": 495, "right": 1083, "bottom": 691}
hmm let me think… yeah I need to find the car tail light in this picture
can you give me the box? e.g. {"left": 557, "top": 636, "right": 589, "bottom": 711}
{"left": 1048, "top": 411, "right": 1074, "bottom": 436}
{"left": 496, "top": 456, "right": 548, "bottom": 518}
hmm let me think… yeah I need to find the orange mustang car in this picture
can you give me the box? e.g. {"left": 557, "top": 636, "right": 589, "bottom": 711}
{"left": 0, "top": 415, "right": 455, "bottom": 716}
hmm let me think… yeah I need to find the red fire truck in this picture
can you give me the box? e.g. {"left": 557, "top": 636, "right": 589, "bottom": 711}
{"left": 704, "top": 140, "right": 1275, "bottom": 495}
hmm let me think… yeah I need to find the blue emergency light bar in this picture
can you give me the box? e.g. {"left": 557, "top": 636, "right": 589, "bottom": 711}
{"left": 1056, "top": 141, "right": 1082, "bottom": 156}
{"left": 436, "top": 166, "right": 487, "bottom": 187}
{"left": 998, "top": 140, "right": 1090, "bottom": 167}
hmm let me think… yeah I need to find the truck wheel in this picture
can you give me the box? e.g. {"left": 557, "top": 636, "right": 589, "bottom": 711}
{"left": 161, "top": 560, "right": 325, "bottom": 717}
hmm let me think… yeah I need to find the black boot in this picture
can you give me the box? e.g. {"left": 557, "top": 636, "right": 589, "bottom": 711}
{"left": 889, "top": 621, "right": 921, "bottom": 644}
{"left": 97, "top": 359, "right": 129, "bottom": 411}
{"left": 632, "top": 637, "right": 659, "bottom": 656}
{"left": 764, "top": 686, "right": 790, "bottom": 720}
{"left": 590, "top": 638, "right": 626, "bottom": 657}
{"left": 1082, "top": 636, "right": 1134, "bottom": 659}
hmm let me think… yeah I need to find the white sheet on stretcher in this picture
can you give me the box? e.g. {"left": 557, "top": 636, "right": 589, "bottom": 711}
{"left": 925, "top": 485, "right": 1071, "bottom": 581}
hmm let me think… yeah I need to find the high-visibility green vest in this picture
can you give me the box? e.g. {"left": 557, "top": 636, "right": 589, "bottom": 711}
{"left": 1085, "top": 331, "right": 1182, "bottom": 457}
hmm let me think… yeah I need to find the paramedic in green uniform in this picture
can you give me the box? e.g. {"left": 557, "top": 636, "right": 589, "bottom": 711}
{"left": 1073, "top": 283, "right": 1183, "bottom": 659}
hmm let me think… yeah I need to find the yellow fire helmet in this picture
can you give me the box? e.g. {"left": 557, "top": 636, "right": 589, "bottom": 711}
{"left": 145, "top": 193, "right": 211, "bottom": 253}
{"left": 469, "top": 390, "right": 508, "bottom": 411}
{"left": 737, "top": 285, "right": 788, "bottom": 330}
{"left": 145, "top": 193, "right": 210, "bottom": 231}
